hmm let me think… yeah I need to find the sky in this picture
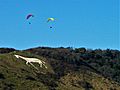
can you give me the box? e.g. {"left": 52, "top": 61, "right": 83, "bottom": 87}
{"left": 0, "top": 0, "right": 119, "bottom": 50}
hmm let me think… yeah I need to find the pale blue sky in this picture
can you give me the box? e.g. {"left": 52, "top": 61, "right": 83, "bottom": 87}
{"left": 0, "top": 0, "right": 119, "bottom": 50}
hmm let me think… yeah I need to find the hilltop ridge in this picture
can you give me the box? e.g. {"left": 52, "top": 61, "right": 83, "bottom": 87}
{"left": 0, "top": 47, "right": 120, "bottom": 90}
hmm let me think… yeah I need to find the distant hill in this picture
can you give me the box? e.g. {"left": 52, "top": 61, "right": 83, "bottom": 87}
{"left": 0, "top": 47, "right": 120, "bottom": 90}
{"left": 0, "top": 48, "right": 16, "bottom": 54}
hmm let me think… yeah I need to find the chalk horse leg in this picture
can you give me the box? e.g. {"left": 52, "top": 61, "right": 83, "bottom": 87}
{"left": 43, "top": 63, "right": 47, "bottom": 69}
{"left": 26, "top": 61, "right": 29, "bottom": 65}
{"left": 29, "top": 62, "right": 38, "bottom": 70}
{"left": 38, "top": 62, "right": 42, "bottom": 67}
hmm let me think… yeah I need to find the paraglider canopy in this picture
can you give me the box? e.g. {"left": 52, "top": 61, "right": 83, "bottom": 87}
{"left": 26, "top": 14, "right": 34, "bottom": 24}
{"left": 47, "top": 18, "right": 55, "bottom": 22}
{"left": 47, "top": 18, "right": 55, "bottom": 29}
{"left": 26, "top": 14, "right": 34, "bottom": 20}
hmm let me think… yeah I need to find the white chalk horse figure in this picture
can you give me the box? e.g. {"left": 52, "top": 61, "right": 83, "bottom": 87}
{"left": 14, "top": 54, "right": 47, "bottom": 69}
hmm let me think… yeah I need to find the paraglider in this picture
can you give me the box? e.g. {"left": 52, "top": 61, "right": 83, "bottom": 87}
{"left": 25, "top": 14, "right": 56, "bottom": 29}
{"left": 50, "top": 26, "right": 52, "bottom": 28}
{"left": 26, "top": 14, "right": 34, "bottom": 24}
{"left": 26, "top": 14, "right": 34, "bottom": 20}
{"left": 47, "top": 18, "right": 55, "bottom": 22}
{"left": 47, "top": 18, "right": 55, "bottom": 28}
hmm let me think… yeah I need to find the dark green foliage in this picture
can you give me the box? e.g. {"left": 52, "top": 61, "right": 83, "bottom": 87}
{"left": 77, "top": 81, "right": 94, "bottom": 90}
{"left": 26, "top": 47, "right": 120, "bottom": 83}
{"left": 0, "top": 48, "right": 16, "bottom": 54}
{"left": 74, "top": 47, "right": 86, "bottom": 53}
{"left": 0, "top": 73, "right": 5, "bottom": 79}
{"left": 25, "top": 76, "right": 36, "bottom": 81}
{"left": 0, "top": 47, "right": 120, "bottom": 89}
{"left": 36, "top": 73, "right": 58, "bottom": 89}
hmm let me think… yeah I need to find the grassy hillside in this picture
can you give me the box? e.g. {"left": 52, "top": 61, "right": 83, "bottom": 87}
{"left": 0, "top": 48, "right": 120, "bottom": 90}
{"left": 57, "top": 70, "right": 120, "bottom": 90}
{"left": 26, "top": 47, "right": 120, "bottom": 83}
{"left": 0, "top": 52, "right": 51, "bottom": 90}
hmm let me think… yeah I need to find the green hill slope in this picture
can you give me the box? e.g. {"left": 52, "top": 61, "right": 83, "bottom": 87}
{"left": 0, "top": 48, "right": 120, "bottom": 90}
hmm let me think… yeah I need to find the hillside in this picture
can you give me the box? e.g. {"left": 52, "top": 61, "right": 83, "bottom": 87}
{"left": 0, "top": 47, "right": 120, "bottom": 90}
{"left": 26, "top": 47, "right": 120, "bottom": 83}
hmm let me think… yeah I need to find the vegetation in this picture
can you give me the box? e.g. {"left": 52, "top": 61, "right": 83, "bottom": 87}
{"left": 0, "top": 47, "right": 120, "bottom": 90}
{"left": 26, "top": 47, "right": 120, "bottom": 83}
